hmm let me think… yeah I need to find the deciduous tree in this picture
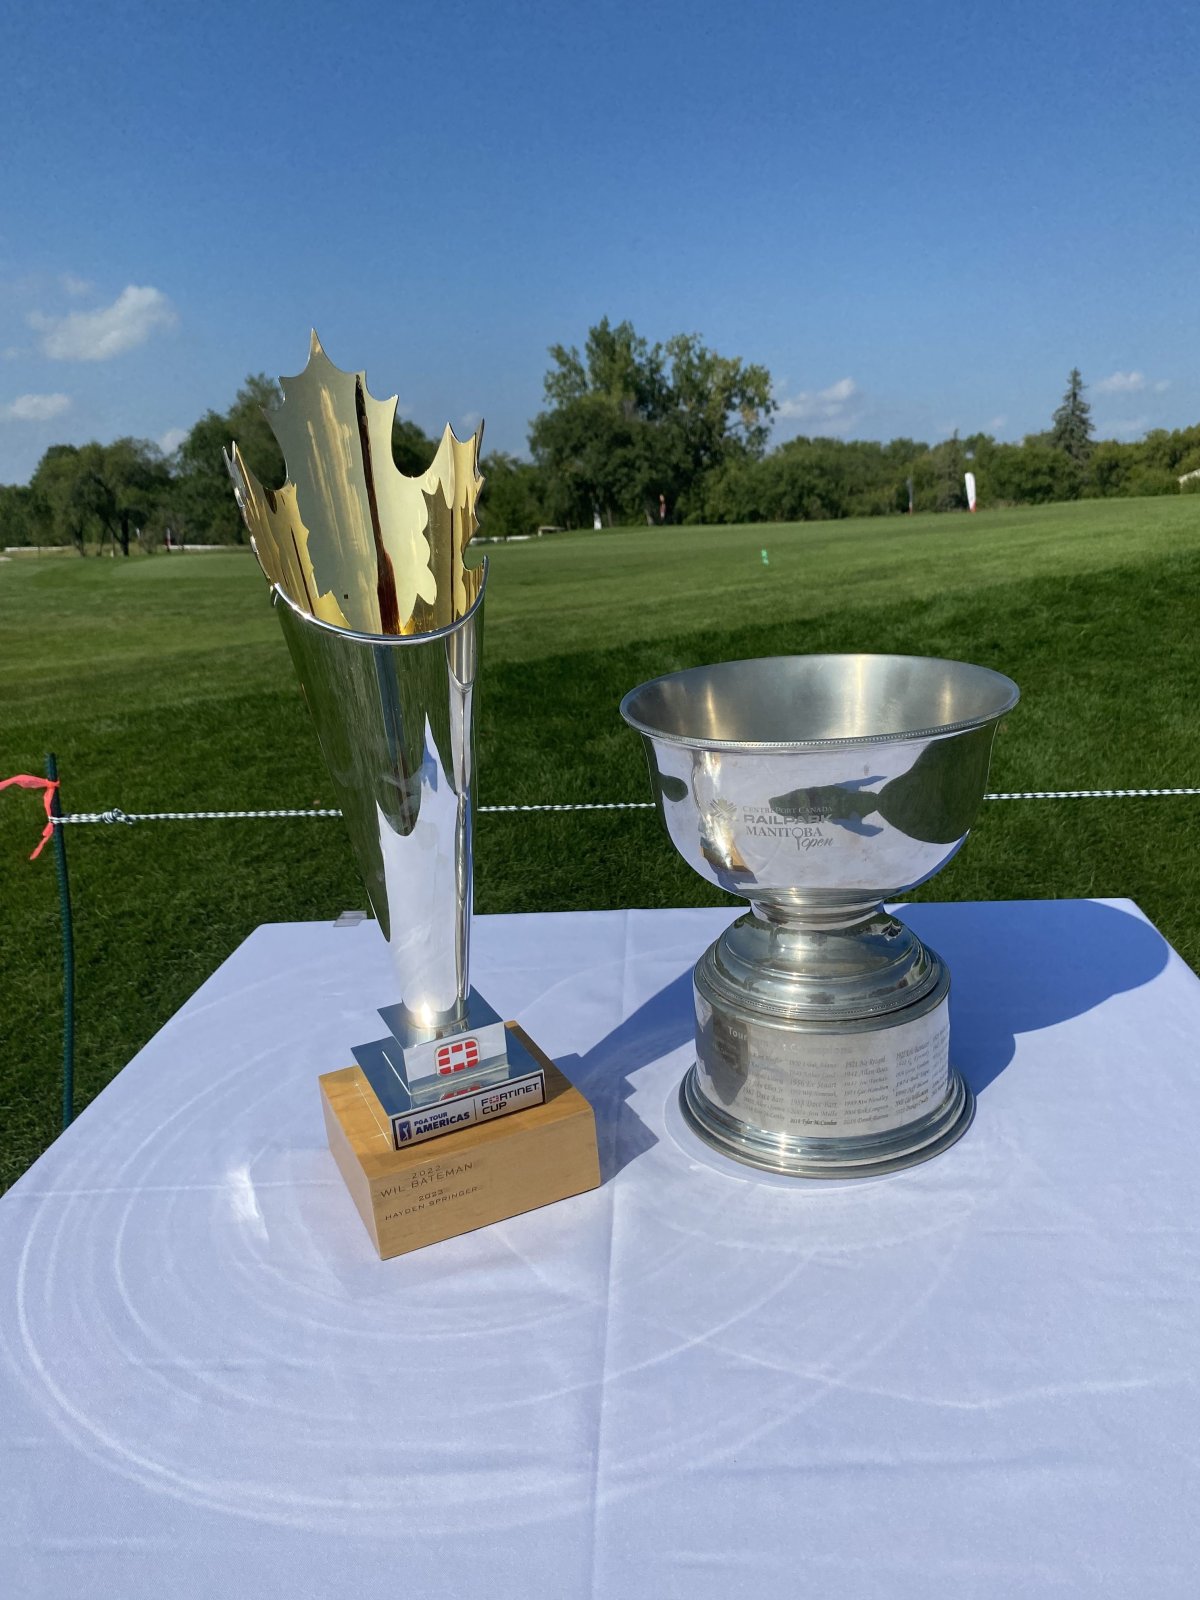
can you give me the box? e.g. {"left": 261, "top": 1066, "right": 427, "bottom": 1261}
{"left": 174, "top": 375, "right": 285, "bottom": 544}
{"left": 27, "top": 439, "right": 170, "bottom": 553}
{"left": 530, "top": 317, "right": 774, "bottom": 527}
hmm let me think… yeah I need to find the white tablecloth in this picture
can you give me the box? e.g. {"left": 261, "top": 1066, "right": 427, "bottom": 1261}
{"left": 2, "top": 899, "right": 1198, "bottom": 1598}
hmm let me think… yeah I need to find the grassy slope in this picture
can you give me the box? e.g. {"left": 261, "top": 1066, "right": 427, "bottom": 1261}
{"left": 2, "top": 497, "right": 1198, "bottom": 1187}
{"left": 483, "top": 497, "right": 1200, "bottom": 660}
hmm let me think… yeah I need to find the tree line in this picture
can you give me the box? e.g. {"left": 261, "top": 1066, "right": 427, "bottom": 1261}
{"left": 2, "top": 331, "right": 1198, "bottom": 553}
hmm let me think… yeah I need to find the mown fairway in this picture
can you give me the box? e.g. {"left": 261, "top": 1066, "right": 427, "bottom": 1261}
{"left": 2, "top": 497, "right": 1198, "bottom": 1187}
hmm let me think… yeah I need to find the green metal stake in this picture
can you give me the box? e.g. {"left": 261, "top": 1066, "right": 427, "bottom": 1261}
{"left": 46, "top": 753, "right": 76, "bottom": 1130}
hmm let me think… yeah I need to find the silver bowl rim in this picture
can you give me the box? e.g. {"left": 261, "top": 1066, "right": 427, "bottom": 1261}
{"left": 619, "top": 653, "right": 1020, "bottom": 751}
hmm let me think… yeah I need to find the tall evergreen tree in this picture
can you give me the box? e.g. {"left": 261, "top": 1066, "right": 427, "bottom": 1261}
{"left": 1051, "top": 368, "right": 1094, "bottom": 462}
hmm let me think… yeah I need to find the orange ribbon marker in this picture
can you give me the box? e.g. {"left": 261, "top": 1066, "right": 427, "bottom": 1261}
{"left": 0, "top": 773, "right": 61, "bottom": 859}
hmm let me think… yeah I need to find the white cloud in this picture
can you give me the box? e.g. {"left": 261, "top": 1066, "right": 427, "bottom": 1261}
{"left": 1094, "top": 371, "right": 1171, "bottom": 402}
{"left": 1109, "top": 416, "right": 1150, "bottom": 438}
{"left": 158, "top": 426, "right": 187, "bottom": 455}
{"left": 987, "top": 414, "right": 1007, "bottom": 433}
{"left": 774, "top": 376, "right": 861, "bottom": 433}
{"left": 60, "top": 273, "right": 92, "bottom": 298}
{"left": 29, "top": 284, "right": 177, "bottom": 361}
{"left": 1094, "top": 370, "right": 1146, "bottom": 394}
{"left": 2, "top": 392, "right": 72, "bottom": 422}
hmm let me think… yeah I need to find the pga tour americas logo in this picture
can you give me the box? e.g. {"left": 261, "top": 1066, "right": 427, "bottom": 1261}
{"left": 436, "top": 1036, "right": 480, "bottom": 1075}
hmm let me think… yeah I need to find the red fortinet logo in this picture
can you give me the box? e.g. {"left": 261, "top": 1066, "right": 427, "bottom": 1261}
{"left": 436, "top": 1037, "right": 480, "bottom": 1075}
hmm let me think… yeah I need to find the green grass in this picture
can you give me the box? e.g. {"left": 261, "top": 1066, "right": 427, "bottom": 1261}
{"left": 3, "top": 497, "right": 1199, "bottom": 1188}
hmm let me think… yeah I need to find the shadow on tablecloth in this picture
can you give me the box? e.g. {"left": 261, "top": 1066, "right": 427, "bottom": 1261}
{"left": 905, "top": 898, "right": 1171, "bottom": 1095}
{"left": 555, "top": 967, "right": 693, "bottom": 1182}
{"left": 557, "top": 900, "right": 1171, "bottom": 1181}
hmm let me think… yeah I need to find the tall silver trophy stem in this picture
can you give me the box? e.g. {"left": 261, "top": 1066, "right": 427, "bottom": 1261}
{"left": 226, "top": 333, "right": 519, "bottom": 1106}
{"left": 273, "top": 574, "right": 486, "bottom": 1032}
{"left": 622, "top": 654, "right": 1019, "bottom": 1178}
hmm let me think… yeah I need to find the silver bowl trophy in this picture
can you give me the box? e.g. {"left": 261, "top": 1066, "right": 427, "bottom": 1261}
{"left": 622, "top": 655, "right": 1018, "bottom": 1178}
{"left": 225, "top": 338, "right": 599, "bottom": 1261}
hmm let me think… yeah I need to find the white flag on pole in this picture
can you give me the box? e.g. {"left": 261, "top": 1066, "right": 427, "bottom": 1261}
{"left": 964, "top": 471, "right": 977, "bottom": 512}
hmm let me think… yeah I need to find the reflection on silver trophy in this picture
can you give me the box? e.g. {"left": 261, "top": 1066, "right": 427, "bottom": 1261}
{"left": 226, "top": 335, "right": 542, "bottom": 1141}
{"left": 622, "top": 655, "right": 1019, "bottom": 1176}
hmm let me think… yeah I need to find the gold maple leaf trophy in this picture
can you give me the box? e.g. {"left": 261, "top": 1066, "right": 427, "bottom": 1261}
{"left": 227, "top": 336, "right": 599, "bottom": 1258}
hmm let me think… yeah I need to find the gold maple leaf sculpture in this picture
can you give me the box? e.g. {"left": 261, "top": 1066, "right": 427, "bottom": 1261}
{"left": 225, "top": 332, "right": 483, "bottom": 635}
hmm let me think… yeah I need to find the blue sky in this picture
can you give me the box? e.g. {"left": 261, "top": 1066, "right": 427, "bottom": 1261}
{"left": 2, "top": 0, "right": 1197, "bottom": 483}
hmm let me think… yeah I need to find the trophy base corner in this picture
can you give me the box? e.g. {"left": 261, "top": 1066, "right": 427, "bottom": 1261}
{"left": 679, "top": 1062, "right": 975, "bottom": 1179}
{"left": 320, "top": 1022, "right": 601, "bottom": 1259}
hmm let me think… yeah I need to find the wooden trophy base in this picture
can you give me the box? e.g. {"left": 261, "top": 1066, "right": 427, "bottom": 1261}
{"left": 319, "top": 1022, "right": 601, "bottom": 1259}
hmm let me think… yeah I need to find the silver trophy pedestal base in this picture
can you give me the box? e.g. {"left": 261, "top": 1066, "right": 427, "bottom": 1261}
{"left": 686, "top": 913, "right": 974, "bottom": 1178}
{"left": 679, "top": 1062, "right": 975, "bottom": 1178}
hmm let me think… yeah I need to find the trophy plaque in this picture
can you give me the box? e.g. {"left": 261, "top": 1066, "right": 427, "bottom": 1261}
{"left": 621, "top": 654, "right": 1018, "bottom": 1178}
{"left": 228, "top": 335, "right": 599, "bottom": 1256}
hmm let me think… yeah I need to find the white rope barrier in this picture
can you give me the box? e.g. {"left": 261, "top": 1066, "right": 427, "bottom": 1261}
{"left": 52, "top": 807, "right": 344, "bottom": 825}
{"left": 44, "top": 788, "right": 1200, "bottom": 828}
{"left": 987, "top": 788, "right": 1200, "bottom": 800}
{"left": 478, "top": 801, "right": 656, "bottom": 813}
